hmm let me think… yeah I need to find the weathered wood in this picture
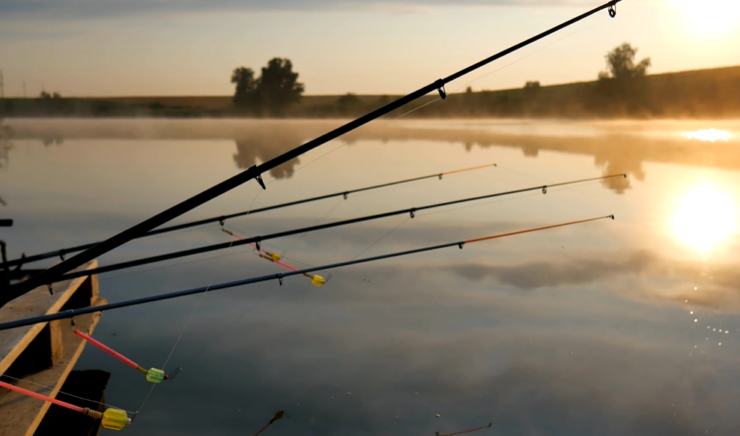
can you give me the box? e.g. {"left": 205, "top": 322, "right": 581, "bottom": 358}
{"left": 49, "top": 322, "right": 62, "bottom": 366}
{"left": 0, "top": 261, "right": 97, "bottom": 376}
{"left": 0, "top": 261, "right": 105, "bottom": 436}
{"left": 0, "top": 304, "right": 106, "bottom": 436}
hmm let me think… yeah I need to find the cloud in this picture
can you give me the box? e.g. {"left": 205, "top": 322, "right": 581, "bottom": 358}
{"left": 0, "top": 0, "right": 603, "bottom": 21}
{"left": 447, "top": 249, "right": 740, "bottom": 312}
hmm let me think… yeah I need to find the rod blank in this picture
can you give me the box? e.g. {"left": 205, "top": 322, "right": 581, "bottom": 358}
{"left": 41, "top": 174, "right": 624, "bottom": 286}
{"left": 2, "top": 0, "right": 624, "bottom": 304}
{"left": 0, "top": 215, "right": 614, "bottom": 332}
{"left": 0, "top": 164, "right": 496, "bottom": 269}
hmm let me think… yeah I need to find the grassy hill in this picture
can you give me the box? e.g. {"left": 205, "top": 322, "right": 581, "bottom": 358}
{"left": 2, "top": 65, "right": 739, "bottom": 119}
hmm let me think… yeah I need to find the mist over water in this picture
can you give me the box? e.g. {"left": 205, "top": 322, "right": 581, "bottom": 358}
{"left": 2, "top": 118, "right": 740, "bottom": 435}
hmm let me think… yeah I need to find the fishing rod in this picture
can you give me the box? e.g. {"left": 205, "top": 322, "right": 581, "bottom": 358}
{"left": 2, "top": 0, "right": 624, "bottom": 304}
{"left": 0, "top": 380, "right": 131, "bottom": 430}
{"left": 221, "top": 228, "right": 329, "bottom": 287}
{"left": 73, "top": 328, "right": 179, "bottom": 383}
{"left": 0, "top": 164, "right": 496, "bottom": 269}
{"left": 254, "top": 411, "right": 287, "bottom": 436}
{"left": 437, "top": 423, "right": 493, "bottom": 436}
{"left": 0, "top": 215, "right": 614, "bottom": 331}
{"left": 40, "top": 174, "right": 624, "bottom": 287}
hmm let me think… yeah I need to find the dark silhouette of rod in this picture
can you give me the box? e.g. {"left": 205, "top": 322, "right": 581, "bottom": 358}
{"left": 0, "top": 220, "right": 12, "bottom": 227}
{"left": 1, "top": 0, "right": 623, "bottom": 303}
{"left": 0, "top": 215, "right": 614, "bottom": 331}
{"left": 39, "top": 174, "right": 624, "bottom": 286}
{"left": 0, "top": 164, "right": 496, "bottom": 269}
{"left": 437, "top": 423, "right": 492, "bottom": 436}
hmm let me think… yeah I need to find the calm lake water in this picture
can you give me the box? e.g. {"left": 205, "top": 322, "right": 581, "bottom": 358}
{"left": 2, "top": 118, "right": 740, "bottom": 435}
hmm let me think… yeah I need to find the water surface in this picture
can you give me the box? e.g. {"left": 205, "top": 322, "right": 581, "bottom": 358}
{"left": 2, "top": 118, "right": 740, "bottom": 435}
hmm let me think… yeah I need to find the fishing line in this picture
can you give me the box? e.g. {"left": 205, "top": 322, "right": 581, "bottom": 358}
{"left": 286, "top": 141, "right": 351, "bottom": 180}
{"left": 222, "top": 227, "right": 327, "bottom": 286}
{"left": 346, "top": 163, "right": 499, "bottom": 205}
{"left": 451, "top": 26, "right": 589, "bottom": 94}
{"left": 0, "top": 373, "right": 137, "bottom": 414}
{"left": 391, "top": 26, "right": 589, "bottom": 122}
{"left": 0, "top": 379, "right": 132, "bottom": 430}
{"left": 180, "top": 283, "right": 274, "bottom": 369}
{"left": 392, "top": 97, "right": 442, "bottom": 121}
{"left": 162, "top": 243, "right": 235, "bottom": 367}
{"left": 3, "top": 164, "right": 495, "bottom": 270}
{"left": 47, "top": 175, "right": 624, "bottom": 286}
{"left": 352, "top": 216, "right": 410, "bottom": 260}
{"left": 437, "top": 423, "right": 492, "bottom": 436}
{"left": 406, "top": 175, "right": 609, "bottom": 221}
{"left": 98, "top": 234, "right": 254, "bottom": 283}
{"left": 0, "top": 215, "right": 615, "bottom": 330}
{"left": 133, "top": 239, "right": 234, "bottom": 420}
{"left": 8, "top": 0, "right": 626, "bottom": 301}
{"left": 496, "top": 165, "right": 617, "bottom": 215}
{"left": 279, "top": 197, "right": 346, "bottom": 258}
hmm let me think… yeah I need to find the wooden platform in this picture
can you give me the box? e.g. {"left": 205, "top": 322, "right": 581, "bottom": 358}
{"left": 0, "top": 262, "right": 106, "bottom": 436}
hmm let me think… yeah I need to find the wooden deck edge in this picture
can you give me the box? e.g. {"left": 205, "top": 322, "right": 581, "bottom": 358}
{"left": 46, "top": 260, "right": 99, "bottom": 316}
{"left": 0, "top": 261, "right": 98, "bottom": 376}
{"left": 23, "top": 299, "right": 106, "bottom": 436}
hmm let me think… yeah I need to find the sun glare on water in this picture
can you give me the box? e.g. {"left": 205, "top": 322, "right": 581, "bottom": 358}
{"left": 672, "top": 181, "right": 738, "bottom": 253}
{"left": 674, "top": 0, "right": 740, "bottom": 35}
{"left": 682, "top": 129, "right": 732, "bottom": 142}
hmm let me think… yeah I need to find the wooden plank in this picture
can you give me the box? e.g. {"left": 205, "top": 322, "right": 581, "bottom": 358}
{"left": 34, "top": 370, "right": 112, "bottom": 436}
{"left": 0, "top": 261, "right": 97, "bottom": 376}
{"left": 0, "top": 298, "right": 107, "bottom": 436}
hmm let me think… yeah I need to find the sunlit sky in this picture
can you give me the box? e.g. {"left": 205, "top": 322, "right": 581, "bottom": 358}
{"left": 0, "top": 0, "right": 739, "bottom": 96}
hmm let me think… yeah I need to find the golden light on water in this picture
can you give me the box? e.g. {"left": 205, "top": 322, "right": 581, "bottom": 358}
{"left": 672, "top": 181, "right": 738, "bottom": 252}
{"left": 682, "top": 129, "right": 731, "bottom": 142}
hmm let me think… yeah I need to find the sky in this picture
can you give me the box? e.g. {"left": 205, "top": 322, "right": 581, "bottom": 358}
{"left": 0, "top": 0, "right": 739, "bottom": 97}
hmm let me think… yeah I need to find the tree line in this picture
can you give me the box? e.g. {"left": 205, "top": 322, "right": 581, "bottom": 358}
{"left": 231, "top": 58, "right": 304, "bottom": 116}
{"left": 1, "top": 44, "right": 737, "bottom": 118}
{"left": 230, "top": 44, "right": 654, "bottom": 118}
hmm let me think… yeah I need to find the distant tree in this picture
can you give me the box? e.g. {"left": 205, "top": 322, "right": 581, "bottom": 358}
{"left": 52, "top": 92, "right": 61, "bottom": 99}
{"left": 524, "top": 81, "right": 541, "bottom": 90}
{"left": 337, "top": 93, "right": 362, "bottom": 114}
{"left": 231, "top": 67, "right": 258, "bottom": 111}
{"left": 0, "top": 116, "right": 13, "bottom": 206}
{"left": 466, "top": 86, "right": 473, "bottom": 94}
{"left": 593, "top": 43, "right": 652, "bottom": 115}
{"left": 599, "top": 43, "right": 651, "bottom": 82}
{"left": 0, "top": 116, "right": 11, "bottom": 170}
{"left": 375, "top": 95, "right": 390, "bottom": 108}
{"left": 40, "top": 91, "right": 51, "bottom": 99}
{"left": 255, "top": 58, "right": 304, "bottom": 116}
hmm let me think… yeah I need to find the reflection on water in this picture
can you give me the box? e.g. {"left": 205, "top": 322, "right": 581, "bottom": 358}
{"left": 672, "top": 181, "right": 738, "bottom": 253}
{"left": 233, "top": 128, "right": 303, "bottom": 179}
{"left": 0, "top": 120, "right": 12, "bottom": 206}
{"left": 2, "top": 119, "right": 740, "bottom": 435}
{"left": 4, "top": 119, "right": 740, "bottom": 194}
{"left": 682, "top": 129, "right": 732, "bottom": 142}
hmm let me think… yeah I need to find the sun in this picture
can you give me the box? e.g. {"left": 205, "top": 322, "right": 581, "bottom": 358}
{"left": 674, "top": 0, "right": 740, "bottom": 35}
{"left": 671, "top": 181, "right": 738, "bottom": 253}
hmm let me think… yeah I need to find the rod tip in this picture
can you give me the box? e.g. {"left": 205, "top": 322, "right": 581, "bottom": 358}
{"left": 609, "top": 215, "right": 615, "bottom": 220}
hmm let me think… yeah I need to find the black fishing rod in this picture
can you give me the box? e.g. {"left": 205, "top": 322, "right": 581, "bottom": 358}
{"left": 0, "top": 215, "right": 614, "bottom": 331}
{"left": 0, "top": 164, "right": 496, "bottom": 269}
{"left": 2, "top": 0, "right": 623, "bottom": 303}
{"left": 39, "top": 174, "right": 624, "bottom": 287}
